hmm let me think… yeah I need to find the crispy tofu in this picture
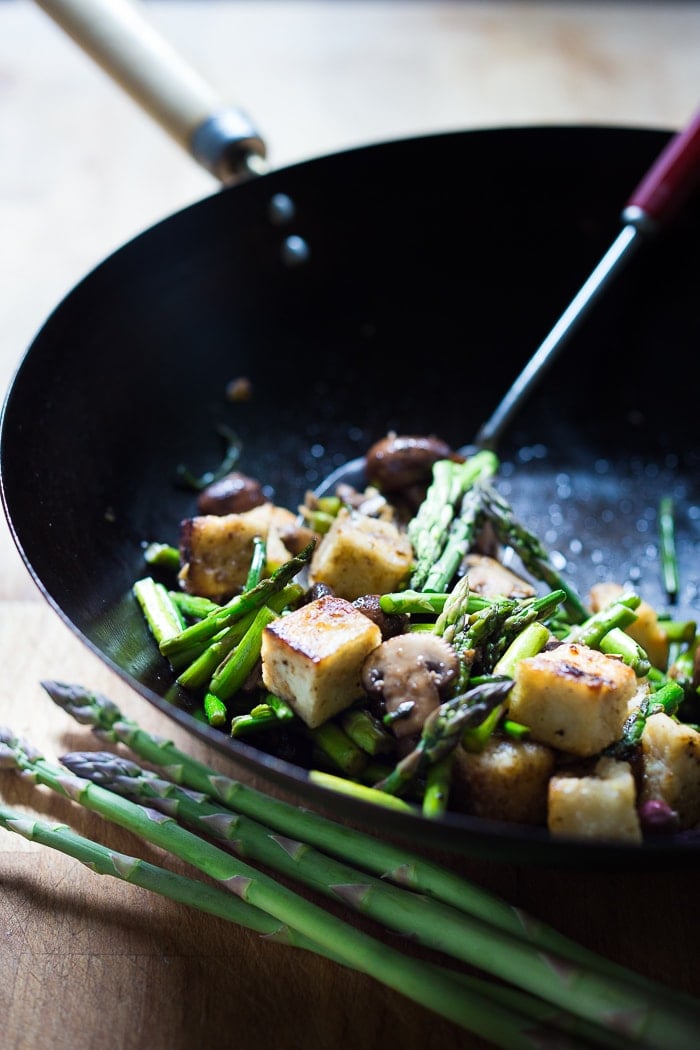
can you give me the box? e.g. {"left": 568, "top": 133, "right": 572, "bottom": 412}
{"left": 463, "top": 553, "right": 536, "bottom": 599}
{"left": 640, "top": 712, "right": 700, "bottom": 829}
{"left": 178, "top": 503, "right": 304, "bottom": 600}
{"left": 451, "top": 735, "right": 556, "bottom": 824}
{"left": 308, "top": 508, "right": 413, "bottom": 600}
{"left": 508, "top": 642, "right": 637, "bottom": 757}
{"left": 589, "top": 582, "right": 670, "bottom": 671}
{"left": 548, "top": 757, "right": 642, "bottom": 842}
{"left": 260, "top": 594, "right": 382, "bottom": 728}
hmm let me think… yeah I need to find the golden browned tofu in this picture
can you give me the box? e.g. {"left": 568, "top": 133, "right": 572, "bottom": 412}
{"left": 463, "top": 553, "right": 536, "bottom": 599}
{"left": 260, "top": 594, "right": 382, "bottom": 728}
{"left": 308, "top": 508, "right": 413, "bottom": 600}
{"left": 640, "top": 712, "right": 700, "bottom": 829}
{"left": 548, "top": 757, "right": 642, "bottom": 842}
{"left": 451, "top": 735, "right": 555, "bottom": 824}
{"left": 589, "top": 581, "right": 670, "bottom": 671}
{"left": 508, "top": 642, "right": 637, "bottom": 757}
{"left": 178, "top": 503, "right": 304, "bottom": 600}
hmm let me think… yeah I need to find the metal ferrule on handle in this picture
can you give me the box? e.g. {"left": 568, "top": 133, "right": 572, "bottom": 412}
{"left": 475, "top": 106, "right": 700, "bottom": 450}
{"left": 33, "top": 0, "right": 267, "bottom": 184}
{"left": 622, "top": 108, "right": 700, "bottom": 231}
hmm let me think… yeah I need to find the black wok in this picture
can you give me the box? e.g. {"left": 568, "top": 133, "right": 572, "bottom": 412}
{"left": 2, "top": 8, "right": 700, "bottom": 869}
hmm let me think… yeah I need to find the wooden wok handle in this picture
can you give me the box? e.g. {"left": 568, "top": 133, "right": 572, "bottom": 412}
{"left": 623, "top": 107, "right": 700, "bottom": 228}
{"left": 33, "top": 0, "right": 267, "bottom": 183}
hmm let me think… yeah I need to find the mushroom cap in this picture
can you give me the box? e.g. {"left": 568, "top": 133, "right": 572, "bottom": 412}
{"left": 362, "top": 633, "right": 459, "bottom": 738}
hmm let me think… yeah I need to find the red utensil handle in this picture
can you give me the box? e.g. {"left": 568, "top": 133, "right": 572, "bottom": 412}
{"left": 623, "top": 108, "right": 700, "bottom": 228}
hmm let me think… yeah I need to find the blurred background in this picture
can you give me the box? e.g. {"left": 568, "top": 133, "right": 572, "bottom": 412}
{"left": 2, "top": 1, "right": 698, "bottom": 407}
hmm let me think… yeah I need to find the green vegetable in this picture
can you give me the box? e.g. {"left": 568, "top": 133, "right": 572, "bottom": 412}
{"left": 658, "top": 496, "right": 680, "bottom": 603}
{"left": 40, "top": 680, "right": 700, "bottom": 1038}
{"left": 407, "top": 453, "right": 499, "bottom": 591}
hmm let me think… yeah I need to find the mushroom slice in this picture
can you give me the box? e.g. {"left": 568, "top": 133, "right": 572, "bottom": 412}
{"left": 463, "top": 553, "right": 535, "bottom": 599}
{"left": 362, "top": 633, "right": 459, "bottom": 738}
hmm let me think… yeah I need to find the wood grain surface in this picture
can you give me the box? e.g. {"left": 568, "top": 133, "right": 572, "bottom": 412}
{"left": 2, "top": 3, "right": 700, "bottom": 1048}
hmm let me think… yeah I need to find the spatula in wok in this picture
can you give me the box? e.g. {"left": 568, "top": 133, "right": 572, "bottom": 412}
{"left": 318, "top": 107, "right": 700, "bottom": 495}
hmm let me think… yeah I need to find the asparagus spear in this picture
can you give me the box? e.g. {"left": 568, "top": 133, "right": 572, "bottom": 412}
{"left": 176, "top": 583, "right": 304, "bottom": 692}
{"left": 408, "top": 453, "right": 499, "bottom": 590}
{"left": 422, "top": 483, "right": 486, "bottom": 593}
{"left": 208, "top": 604, "right": 276, "bottom": 701}
{"left": 565, "top": 593, "right": 651, "bottom": 677}
{"left": 460, "top": 621, "right": 551, "bottom": 753}
{"left": 478, "top": 479, "right": 588, "bottom": 622}
{"left": 380, "top": 589, "right": 450, "bottom": 616}
{"left": 379, "top": 590, "right": 492, "bottom": 617}
{"left": 0, "top": 801, "right": 325, "bottom": 950}
{"left": 245, "top": 535, "right": 267, "bottom": 589}
{"left": 308, "top": 770, "right": 415, "bottom": 812}
{"left": 658, "top": 496, "right": 680, "bottom": 603}
{"left": 565, "top": 594, "right": 640, "bottom": 647}
{"left": 421, "top": 752, "right": 455, "bottom": 818}
{"left": 0, "top": 728, "right": 600, "bottom": 1048}
{"left": 133, "top": 577, "right": 185, "bottom": 647}
{"left": 159, "top": 541, "right": 315, "bottom": 661}
{"left": 375, "top": 679, "right": 514, "bottom": 796}
{"left": 441, "top": 590, "right": 520, "bottom": 689}
{"left": 434, "top": 572, "right": 474, "bottom": 643}
{"left": 0, "top": 802, "right": 635, "bottom": 1050}
{"left": 143, "top": 541, "right": 180, "bottom": 573}
{"left": 41, "top": 681, "right": 700, "bottom": 1014}
{"left": 339, "top": 707, "right": 395, "bottom": 756}
{"left": 169, "top": 591, "right": 221, "bottom": 620}
{"left": 49, "top": 746, "right": 696, "bottom": 1047}
{"left": 603, "top": 681, "right": 685, "bottom": 761}
{"left": 482, "top": 590, "right": 565, "bottom": 668}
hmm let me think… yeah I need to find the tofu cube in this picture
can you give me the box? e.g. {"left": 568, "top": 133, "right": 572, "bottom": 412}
{"left": 640, "top": 712, "right": 700, "bottom": 829}
{"left": 309, "top": 508, "right": 413, "bottom": 600}
{"left": 451, "top": 735, "right": 555, "bottom": 824}
{"left": 508, "top": 642, "right": 636, "bottom": 757}
{"left": 589, "top": 582, "right": 670, "bottom": 671}
{"left": 548, "top": 757, "right": 642, "bottom": 843}
{"left": 178, "top": 503, "right": 302, "bottom": 600}
{"left": 463, "top": 553, "right": 536, "bottom": 599}
{"left": 260, "top": 595, "right": 382, "bottom": 728}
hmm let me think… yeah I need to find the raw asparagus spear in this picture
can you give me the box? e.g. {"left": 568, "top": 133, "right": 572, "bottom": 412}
{"left": 57, "top": 748, "right": 624, "bottom": 1029}
{"left": 0, "top": 728, "right": 601, "bottom": 1048}
{"left": 54, "top": 746, "right": 696, "bottom": 1047}
{"left": 0, "top": 801, "right": 325, "bottom": 950}
{"left": 41, "top": 681, "right": 700, "bottom": 1013}
{"left": 0, "top": 800, "right": 632, "bottom": 1049}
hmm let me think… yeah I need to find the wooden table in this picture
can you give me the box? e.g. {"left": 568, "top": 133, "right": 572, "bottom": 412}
{"left": 1, "top": 3, "right": 700, "bottom": 1048}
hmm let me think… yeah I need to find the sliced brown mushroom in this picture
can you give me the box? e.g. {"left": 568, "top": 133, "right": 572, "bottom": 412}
{"left": 352, "top": 594, "right": 409, "bottom": 639}
{"left": 364, "top": 433, "right": 462, "bottom": 493}
{"left": 361, "top": 633, "right": 459, "bottom": 738}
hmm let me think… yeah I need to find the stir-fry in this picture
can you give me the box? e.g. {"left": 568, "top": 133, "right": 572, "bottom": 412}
{"left": 134, "top": 433, "right": 700, "bottom": 844}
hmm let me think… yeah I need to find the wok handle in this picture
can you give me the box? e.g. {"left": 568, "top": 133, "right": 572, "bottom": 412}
{"left": 33, "top": 0, "right": 267, "bottom": 183}
{"left": 622, "top": 107, "right": 700, "bottom": 229}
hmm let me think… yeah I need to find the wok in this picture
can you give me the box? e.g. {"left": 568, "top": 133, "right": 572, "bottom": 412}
{"left": 2, "top": 0, "right": 700, "bottom": 868}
